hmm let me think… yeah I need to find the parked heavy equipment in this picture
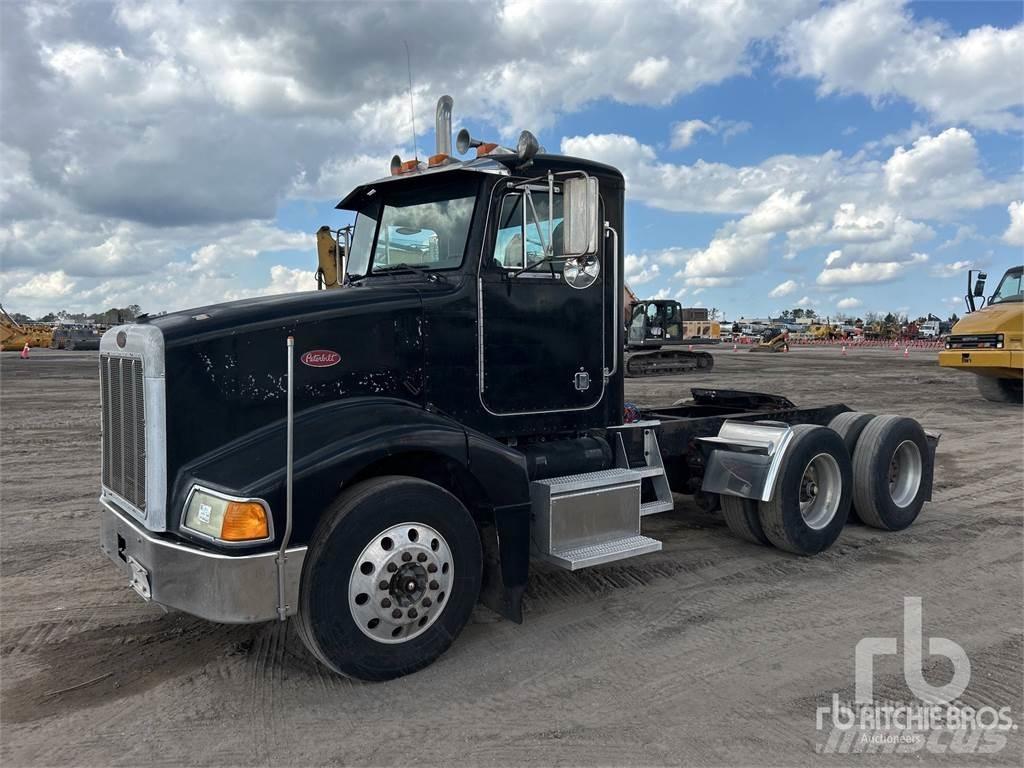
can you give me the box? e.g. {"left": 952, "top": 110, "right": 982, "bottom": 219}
{"left": 0, "top": 305, "right": 52, "bottom": 351}
{"left": 749, "top": 326, "right": 789, "bottom": 352}
{"left": 939, "top": 266, "right": 1023, "bottom": 403}
{"left": 96, "top": 95, "right": 937, "bottom": 681}
{"left": 625, "top": 299, "right": 715, "bottom": 376}
{"left": 51, "top": 325, "right": 103, "bottom": 350}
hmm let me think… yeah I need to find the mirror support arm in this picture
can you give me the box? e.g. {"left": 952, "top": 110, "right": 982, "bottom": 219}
{"left": 604, "top": 221, "right": 619, "bottom": 381}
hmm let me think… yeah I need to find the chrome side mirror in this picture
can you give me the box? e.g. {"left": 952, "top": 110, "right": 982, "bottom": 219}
{"left": 564, "top": 254, "right": 600, "bottom": 290}
{"left": 562, "top": 176, "right": 600, "bottom": 257}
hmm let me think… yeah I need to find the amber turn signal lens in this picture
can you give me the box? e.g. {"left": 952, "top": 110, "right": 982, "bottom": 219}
{"left": 220, "top": 501, "right": 270, "bottom": 541}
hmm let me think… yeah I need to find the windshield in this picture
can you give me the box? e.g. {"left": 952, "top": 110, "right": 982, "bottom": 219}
{"left": 345, "top": 181, "right": 478, "bottom": 277}
{"left": 989, "top": 267, "right": 1023, "bottom": 305}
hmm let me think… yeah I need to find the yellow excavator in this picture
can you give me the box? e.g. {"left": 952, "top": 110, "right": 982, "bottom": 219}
{"left": 938, "top": 266, "right": 1023, "bottom": 404}
{"left": 1, "top": 304, "right": 53, "bottom": 352}
{"left": 315, "top": 225, "right": 352, "bottom": 289}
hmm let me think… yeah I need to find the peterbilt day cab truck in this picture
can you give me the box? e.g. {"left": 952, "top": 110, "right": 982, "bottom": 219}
{"left": 99, "top": 97, "right": 937, "bottom": 681}
{"left": 938, "top": 266, "right": 1023, "bottom": 404}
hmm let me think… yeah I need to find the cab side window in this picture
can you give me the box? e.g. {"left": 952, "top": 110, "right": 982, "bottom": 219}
{"left": 493, "top": 192, "right": 565, "bottom": 269}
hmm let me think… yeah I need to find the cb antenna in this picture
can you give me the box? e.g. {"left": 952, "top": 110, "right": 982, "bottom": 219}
{"left": 404, "top": 40, "right": 418, "bottom": 161}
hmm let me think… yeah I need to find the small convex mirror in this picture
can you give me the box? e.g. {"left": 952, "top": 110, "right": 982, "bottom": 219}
{"left": 564, "top": 254, "right": 600, "bottom": 290}
{"left": 562, "top": 176, "right": 600, "bottom": 257}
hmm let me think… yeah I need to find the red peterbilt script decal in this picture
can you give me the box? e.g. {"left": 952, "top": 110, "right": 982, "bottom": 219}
{"left": 300, "top": 349, "right": 341, "bottom": 368}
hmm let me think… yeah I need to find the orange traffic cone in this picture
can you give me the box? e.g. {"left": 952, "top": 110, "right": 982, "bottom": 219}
{"left": 732, "top": 343, "right": 737, "bottom": 351}
{"left": 841, "top": 344, "right": 847, "bottom": 357}
{"left": 904, "top": 346, "right": 909, "bottom": 358}
{"left": 20, "top": 342, "right": 30, "bottom": 359}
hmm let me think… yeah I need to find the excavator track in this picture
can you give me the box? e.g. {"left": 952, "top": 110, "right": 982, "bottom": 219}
{"left": 625, "top": 349, "right": 714, "bottom": 377}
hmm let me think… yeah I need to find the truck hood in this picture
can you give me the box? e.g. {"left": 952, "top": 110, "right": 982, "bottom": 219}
{"left": 146, "top": 281, "right": 444, "bottom": 347}
{"left": 952, "top": 302, "right": 1024, "bottom": 338}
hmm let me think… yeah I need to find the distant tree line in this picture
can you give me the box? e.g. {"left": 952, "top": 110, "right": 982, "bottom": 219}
{"left": 12, "top": 305, "right": 144, "bottom": 325}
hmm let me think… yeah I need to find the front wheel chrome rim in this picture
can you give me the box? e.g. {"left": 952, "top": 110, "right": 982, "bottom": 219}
{"left": 798, "top": 452, "right": 842, "bottom": 530}
{"left": 888, "top": 440, "right": 922, "bottom": 508}
{"left": 349, "top": 522, "right": 453, "bottom": 644}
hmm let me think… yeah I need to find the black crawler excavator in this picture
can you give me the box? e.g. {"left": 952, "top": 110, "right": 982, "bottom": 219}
{"left": 625, "top": 299, "right": 715, "bottom": 376}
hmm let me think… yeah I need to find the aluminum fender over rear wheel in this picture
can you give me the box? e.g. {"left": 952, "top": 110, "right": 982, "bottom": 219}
{"left": 721, "top": 495, "right": 770, "bottom": 546}
{"left": 757, "top": 425, "right": 852, "bottom": 555}
{"left": 296, "top": 476, "right": 482, "bottom": 681}
{"left": 976, "top": 377, "right": 1023, "bottom": 405}
{"left": 828, "top": 411, "right": 874, "bottom": 523}
{"left": 852, "top": 416, "right": 929, "bottom": 531}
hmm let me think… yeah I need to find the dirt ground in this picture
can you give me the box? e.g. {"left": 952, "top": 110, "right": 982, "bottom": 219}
{"left": 2, "top": 346, "right": 1021, "bottom": 767}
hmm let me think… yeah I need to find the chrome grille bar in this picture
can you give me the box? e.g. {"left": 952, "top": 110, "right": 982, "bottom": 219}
{"left": 100, "top": 354, "right": 146, "bottom": 511}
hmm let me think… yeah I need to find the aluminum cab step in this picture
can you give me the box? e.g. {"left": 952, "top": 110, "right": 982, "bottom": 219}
{"left": 530, "top": 468, "right": 662, "bottom": 571}
{"left": 547, "top": 535, "right": 662, "bottom": 571}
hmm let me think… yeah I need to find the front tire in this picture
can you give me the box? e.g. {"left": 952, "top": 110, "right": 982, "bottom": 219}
{"left": 757, "top": 425, "right": 852, "bottom": 555}
{"left": 976, "top": 377, "right": 1023, "bottom": 405}
{"left": 296, "top": 476, "right": 482, "bottom": 681}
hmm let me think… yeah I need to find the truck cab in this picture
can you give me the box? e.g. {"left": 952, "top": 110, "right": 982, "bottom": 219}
{"left": 98, "top": 96, "right": 938, "bottom": 681}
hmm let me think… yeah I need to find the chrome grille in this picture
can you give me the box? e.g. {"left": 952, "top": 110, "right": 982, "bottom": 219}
{"left": 100, "top": 354, "right": 146, "bottom": 511}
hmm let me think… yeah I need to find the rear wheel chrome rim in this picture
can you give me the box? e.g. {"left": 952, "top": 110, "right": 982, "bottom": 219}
{"left": 349, "top": 522, "right": 453, "bottom": 644}
{"left": 799, "top": 453, "right": 842, "bottom": 530}
{"left": 888, "top": 440, "right": 922, "bottom": 508}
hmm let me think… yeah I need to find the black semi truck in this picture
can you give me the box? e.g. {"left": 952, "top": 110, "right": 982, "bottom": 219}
{"left": 98, "top": 96, "right": 937, "bottom": 681}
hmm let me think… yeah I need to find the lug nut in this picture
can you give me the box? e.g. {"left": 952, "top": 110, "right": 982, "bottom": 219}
{"left": 408, "top": 608, "right": 418, "bottom": 619}
{"left": 381, "top": 598, "right": 392, "bottom": 609}
{"left": 417, "top": 553, "right": 427, "bottom": 562}
{"left": 401, "top": 552, "right": 412, "bottom": 562}
{"left": 379, "top": 580, "right": 389, "bottom": 590}
{"left": 427, "top": 563, "right": 438, "bottom": 573}
{"left": 429, "top": 580, "right": 439, "bottom": 590}
{"left": 422, "top": 597, "right": 432, "bottom": 608}
{"left": 392, "top": 609, "right": 402, "bottom": 619}
{"left": 386, "top": 563, "right": 398, "bottom": 573}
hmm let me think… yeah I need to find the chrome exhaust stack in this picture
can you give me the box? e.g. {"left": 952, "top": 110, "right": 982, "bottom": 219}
{"left": 435, "top": 95, "right": 453, "bottom": 157}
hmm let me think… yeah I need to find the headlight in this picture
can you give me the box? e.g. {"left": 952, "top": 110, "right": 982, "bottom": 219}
{"left": 996, "top": 334, "right": 1004, "bottom": 349}
{"left": 183, "top": 487, "right": 271, "bottom": 544}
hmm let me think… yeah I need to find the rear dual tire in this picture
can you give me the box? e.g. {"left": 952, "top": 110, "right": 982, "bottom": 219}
{"left": 722, "top": 425, "right": 852, "bottom": 555}
{"left": 757, "top": 425, "right": 852, "bottom": 555}
{"left": 851, "top": 415, "right": 929, "bottom": 531}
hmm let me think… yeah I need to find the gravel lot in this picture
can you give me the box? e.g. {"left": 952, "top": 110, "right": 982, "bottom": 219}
{"left": 2, "top": 346, "right": 1021, "bottom": 767}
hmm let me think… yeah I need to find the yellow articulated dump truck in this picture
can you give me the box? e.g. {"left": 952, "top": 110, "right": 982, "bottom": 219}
{"left": 939, "top": 266, "right": 1023, "bottom": 404}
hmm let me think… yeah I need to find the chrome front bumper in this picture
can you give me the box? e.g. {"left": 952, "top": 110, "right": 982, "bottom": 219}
{"left": 99, "top": 500, "right": 307, "bottom": 623}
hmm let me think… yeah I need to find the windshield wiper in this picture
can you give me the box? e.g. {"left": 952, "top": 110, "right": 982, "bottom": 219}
{"left": 371, "top": 263, "right": 448, "bottom": 283}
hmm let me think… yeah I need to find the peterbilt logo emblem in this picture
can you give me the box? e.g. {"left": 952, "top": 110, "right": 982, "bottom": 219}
{"left": 300, "top": 349, "right": 341, "bottom": 368}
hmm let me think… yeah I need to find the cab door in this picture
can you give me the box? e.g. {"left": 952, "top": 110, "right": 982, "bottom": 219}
{"left": 479, "top": 187, "right": 605, "bottom": 415}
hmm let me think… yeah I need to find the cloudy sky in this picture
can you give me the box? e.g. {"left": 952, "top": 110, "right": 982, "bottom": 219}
{"left": 1, "top": 0, "right": 1022, "bottom": 320}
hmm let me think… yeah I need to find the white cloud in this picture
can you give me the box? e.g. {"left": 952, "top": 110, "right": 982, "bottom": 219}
{"left": 780, "top": 0, "right": 1024, "bottom": 130}
{"left": 670, "top": 117, "right": 751, "bottom": 149}
{"left": 628, "top": 56, "right": 671, "bottom": 89}
{"left": 769, "top": 279, "right": 799, "bottom": 298}
{"left": 836, "top": 297, "right": 862, "bottom": 309}
{"left": 816, "top": 253, "right": 928, "bottom": 285}
{"left": 6, "top": 270, "right": 75, "bottom": 299}
{"left": 1004, "top": 201, "right": 1024, "bottom": 246}
{"left": 930, "top": 260, "right": 972, "bottom": 278}
{"left": 794, "top": 295, "right": 815, "bottom": 307}
{"left": 624, "top": 254, "right": 660, "bottom": 286}
{"left": 670, "top": 120, "right": 713, "bottom": 149}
